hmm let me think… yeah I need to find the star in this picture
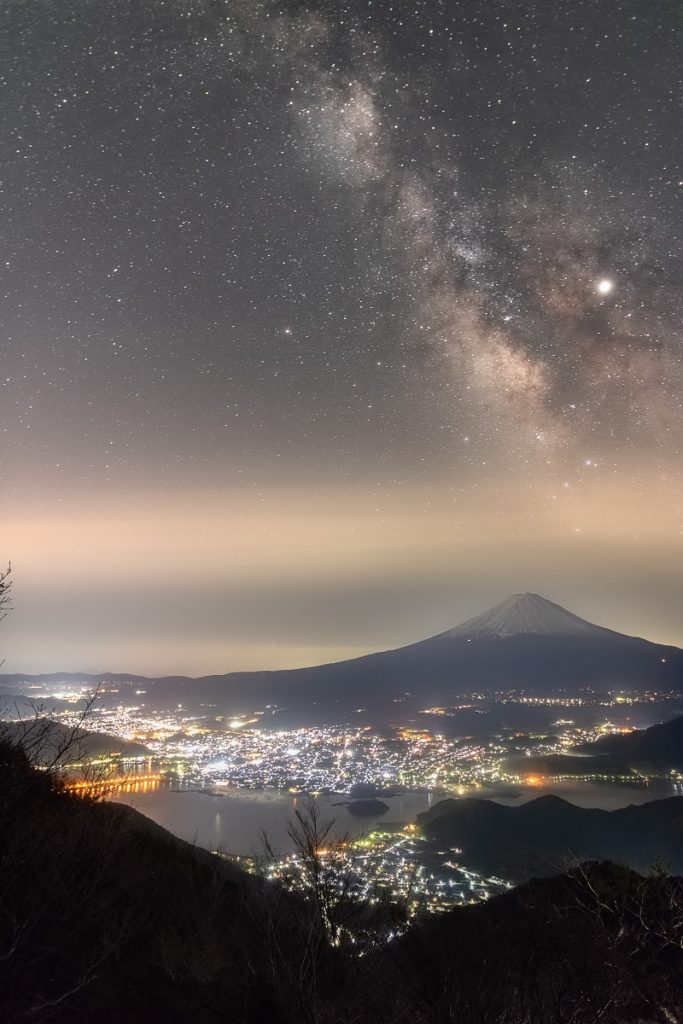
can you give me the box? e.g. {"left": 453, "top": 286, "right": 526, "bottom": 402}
{"left": 596, "top": 278, "right": 615, "bottom": 296}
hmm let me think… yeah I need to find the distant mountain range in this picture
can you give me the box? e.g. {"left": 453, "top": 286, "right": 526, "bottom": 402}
{"left": 417, "top": 794, "right": 683, "bottom": 881}
{"left": 2, "top": 594, "right": 682, "bottom": 720}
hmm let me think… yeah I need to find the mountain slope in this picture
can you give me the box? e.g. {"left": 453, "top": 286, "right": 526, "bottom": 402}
{"left": 389, "top": 861, "right": 683, "bottom": 1024}
{"left": 442, "top": 592, "right": 619, "bottom": 639}
{"left": 580, "top": 713, "right": 683, "bottom": 767}
{"left": 417, "top": 794, "right": 683, "bottom": 880}
{"left": 0, "top": 718, "right": 150, "bottom": 762}
{"left": 0, "top": 738, "right": 276, "bottom": 1024}
{"left": 511, "top": 714, "right": 683, "bottom": 777}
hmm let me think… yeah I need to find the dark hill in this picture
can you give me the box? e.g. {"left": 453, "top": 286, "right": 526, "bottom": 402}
{"left": 417, "top": 793, "right": 683, "bottom": 880}
{"left": 0, "top": 737, "right": 304, "bottom": 1024}
{"left": 580, "top": 713, "right": 683, "bottom": 767}
{"left": 0, "top": 717, "right": 150, "bottom": 762}
{"left": 515, "top": 713, "right": 683, "bottom": 777}
{"left": 389, "top": 861, "right": 683, "bottom": 1024}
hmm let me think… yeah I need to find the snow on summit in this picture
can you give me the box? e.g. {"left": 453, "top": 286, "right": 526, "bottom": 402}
{"left": 444, "top": 593, "right": 613, "bottom": 640}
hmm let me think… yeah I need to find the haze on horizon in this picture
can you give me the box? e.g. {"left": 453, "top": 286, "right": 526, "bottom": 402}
{"left": 2, "top": 1, "right": 681, "bottom": 677}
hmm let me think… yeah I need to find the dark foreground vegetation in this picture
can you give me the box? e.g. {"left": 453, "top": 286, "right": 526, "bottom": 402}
{"left": 2, "top": 738, "right": 682, "bottom": 1024}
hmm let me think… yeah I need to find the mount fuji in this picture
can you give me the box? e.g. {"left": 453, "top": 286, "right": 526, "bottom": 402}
{"left": 4, "top": 594, "right": 681, "bottom": 720}
{"left": 442, "top": 592, "right": 621, "bottom": 640}
{"left": 227, "top": 591, "right": 681, "bottom": 715}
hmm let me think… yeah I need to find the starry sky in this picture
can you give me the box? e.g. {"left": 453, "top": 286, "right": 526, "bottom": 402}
{"left": 2, "top": 0, "right": 682, "bottom": 675}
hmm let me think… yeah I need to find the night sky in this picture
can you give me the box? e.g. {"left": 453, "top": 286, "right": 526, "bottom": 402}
{"left": 2, "top": 0, "right": 682, "bottom": 675}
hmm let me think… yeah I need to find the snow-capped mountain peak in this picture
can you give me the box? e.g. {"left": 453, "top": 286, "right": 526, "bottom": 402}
{"left": 444, "top": 593, "right": 610, "bottom": 639}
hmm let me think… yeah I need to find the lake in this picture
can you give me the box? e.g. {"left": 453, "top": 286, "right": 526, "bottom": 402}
{"left": 113, "top": 776, "right": 681, "bottom": 855}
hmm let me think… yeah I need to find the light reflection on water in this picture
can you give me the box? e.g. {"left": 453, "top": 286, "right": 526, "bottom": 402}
{"left": 112, "top": 775, "right": 677, "bottom": 856}
{"left": 114, "top": 782, "right": 441, "bottom": 855}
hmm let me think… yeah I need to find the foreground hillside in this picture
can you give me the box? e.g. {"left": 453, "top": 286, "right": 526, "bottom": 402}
{"left": 1, "top": 739, "right": 682, "bottom": 1023}
{"left": 391, "top": 861, "right": 683, "bottom": 1024}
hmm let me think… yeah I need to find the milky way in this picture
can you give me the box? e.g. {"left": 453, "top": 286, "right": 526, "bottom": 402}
{"left": 1, "top": 0, "right": 681, "bottom": 673}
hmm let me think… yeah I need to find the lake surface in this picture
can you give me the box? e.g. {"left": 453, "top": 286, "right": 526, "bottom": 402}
{"left": 114, "top": 777, "right": 681, "bottom": 855}
{"left": 489, "top": 777, "right": 681, "bottom": 810}
{"left": 115, "top": 785, "right": 438, "bottom": 854}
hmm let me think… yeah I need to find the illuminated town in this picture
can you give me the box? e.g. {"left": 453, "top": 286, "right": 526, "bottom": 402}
{"left": 234, "top": 828, "right": 513, "bottom": 918}
{"left": 37, "top": 682, "right": 682, "bottom": 789}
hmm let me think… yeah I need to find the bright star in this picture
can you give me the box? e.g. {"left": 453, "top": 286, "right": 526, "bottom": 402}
{"left": 596, "top": 278, "right": 614, "bottom": 295}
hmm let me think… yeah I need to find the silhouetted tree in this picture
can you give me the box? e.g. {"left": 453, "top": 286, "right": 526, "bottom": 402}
{"left": 0, "top": 564, "right": 11, "bottom": 667}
